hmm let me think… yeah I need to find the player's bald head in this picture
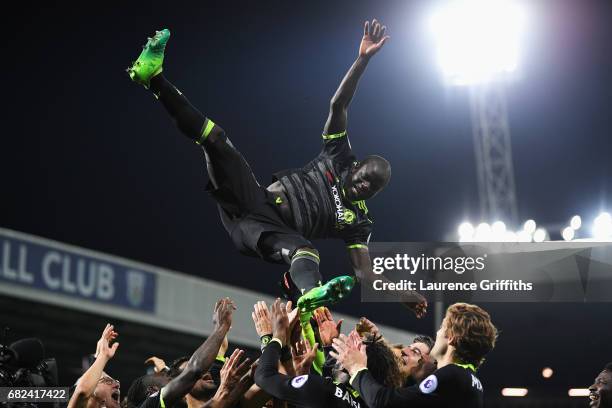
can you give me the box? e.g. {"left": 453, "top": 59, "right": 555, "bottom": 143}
{"left": 346, "top": 155, "right": 391, "bottom": 200}
{"left": 363, "top": 155, "right": 391, "bottom": 188}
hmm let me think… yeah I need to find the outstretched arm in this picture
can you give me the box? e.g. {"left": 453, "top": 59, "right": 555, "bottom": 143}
{"left": 68, "top": 324, "right": 119, "bottom": 408}
{"left": 324, "top": 19, "right": 389, "bottom": 135}
{"left": 162, "top": 298, "right": 235, "bottom": 407}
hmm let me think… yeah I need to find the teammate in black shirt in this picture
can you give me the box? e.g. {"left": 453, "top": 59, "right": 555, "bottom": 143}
{"left": 127, "top": 20, "right": 426, "bottom": 316}
{"left": 254, "top": 299, "right": 405, "bottom": 408}
{"left": 331, "top": 302, "right": 498, "bottom": 408}
{"left": 138, "top": 298, "right": 237, "bottom": 408}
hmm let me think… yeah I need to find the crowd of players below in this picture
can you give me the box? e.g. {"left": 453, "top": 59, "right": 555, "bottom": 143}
{"left": 67, "top": 299, "right": 611, "bottom": 408}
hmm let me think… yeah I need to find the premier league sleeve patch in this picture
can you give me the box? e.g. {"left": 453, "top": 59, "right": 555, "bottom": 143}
{"left": 291, "top": 375, "right": 309, "bottom": 388}
{"left": 419, "top": 374, "right": 438, "bottom": 394}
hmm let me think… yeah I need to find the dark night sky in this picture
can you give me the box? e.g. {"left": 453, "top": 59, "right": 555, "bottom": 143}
{"left": 2, "top": 0, "right": 612, "bottom": 395}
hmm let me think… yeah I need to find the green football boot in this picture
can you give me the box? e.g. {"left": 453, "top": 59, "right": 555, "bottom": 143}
{"left": 297, "top": 275, "right": 355, "bottom": 313}
{"left": 127, "top": 29, "right": 171, "bottom": 88}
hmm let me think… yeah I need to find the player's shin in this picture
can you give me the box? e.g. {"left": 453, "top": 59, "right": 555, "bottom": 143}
{"left": 288, "top": 249, "right": 322, "bottom": 297}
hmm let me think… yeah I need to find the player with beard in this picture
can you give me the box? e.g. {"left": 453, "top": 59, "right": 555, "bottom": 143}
{"left": 589, "top": 363, "right": 612, "bottom": 408}
{"left": 138, "top": 298, "right": 236, "bottom": 408}
{"left": 126, "top": 20, "right": 427, "bottom": 317}
{"left": 254, "top": 299, "right": 406, "bottom": 408}
{"left": 332, "top": 303, "right": 498, "bottom": 408}
{"left": 69, "top": 324, "right": 121, "bottom": 408}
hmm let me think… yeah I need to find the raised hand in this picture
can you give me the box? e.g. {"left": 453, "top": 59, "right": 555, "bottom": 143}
{"left": 347, "top": 330, "right": 363, "bottom": 350}
{"left": 218, "top": 349, "right": 252, "bottom": 393}
{"left": 330, "top": 332, "right": 367, "bottom": 376}
{"left": 286, "top": 301, "right": 300, "bottom": 333}
{"left": 359, "top": 18, "right": 390, "bottom": 59}
{"left": 213, "top": 298, "right": 236, "bottom": 330}
{"left": 252, "top": 301, "right": 273, "bottom": 337}
{"left": 94, "top": 323, "right": 119, "bottom": 361}
{"left": 144, "top": 356, "right": 167, "bottom": 373}
{"left": 314, "top": 307, "right": 343, "bottom": 346}
{"left": 355, "top": 317, "right": 380, "bottom": 338}
{"left": 271, "top": 298, "right": 290, "bottom": 345}
{"left": 401, "top": 291, "right": 428, "bottom": 319}
{"left": 246, "top": 358, "right": 259, "bottom": 382}
{"left": 286, "top": 301, "right": 303, "bottom": 347}
{"left": 291, "top": 339, "right": 319, "bottom": 376}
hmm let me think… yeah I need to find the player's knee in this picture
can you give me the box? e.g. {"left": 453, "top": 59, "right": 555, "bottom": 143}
{"left": 205, "top": 125, "right": 226, "bottom": 144}
{"left": 291, "top": 247, "right": 320, "bottom": 264}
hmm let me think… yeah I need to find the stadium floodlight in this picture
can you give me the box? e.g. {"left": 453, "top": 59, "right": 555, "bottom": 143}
{"left": 562, "top": 227, "right": 575, "bottom": 242}
{"left": 429, "top": 0, "right": 527, "bottom": 86}
{"left": 592, "top": 212, "right": 612, "bottom": 240}
{"left": 491, "top": 221, "right": 506, "bottom": 240}
{"left": 517, "top": 230, "right": 532, "bottom": 242}
{"left": 458, "top": 222, "right": 475, "bottom": 241}
{"left": 523, "top": 219, "right": 536, "bottom": 235}
{"left": 501, "top": 388, "right": 528, "bottom": 397}
{"left": 533, "top": 228, "right": 547, "bottom": 243}
{"left": 504, "top": 231, "right": 517, "bottom": 242}
{"left": 568, "top": 389, "right": 590, "bottom": 397}
{"left": 475, "top": 222, "right": 492, "bottom": 241}
{"left": 570, "top": 215, "right": 582, "bottom": 230}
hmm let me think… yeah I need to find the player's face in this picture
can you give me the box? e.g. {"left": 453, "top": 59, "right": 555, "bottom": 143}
{"left": 93, "top": 374, "right": 120, "bottom": 408}
{"left": 431, "top": 318, "right": 449, "bottom": 360}
{"left": 345, "top": 163, "right": 380, "bottom": 200}
{"left": 589, "top": 370, "right": 612, "bottom": 408}
{"left": 174, "top": 360, "right": 218, "bottom": 400}
{"left": 190, "top": 372, "right": 218, "bottom": 400}
{"left": 394, "top": 342, "right": 432, "bottom": 381}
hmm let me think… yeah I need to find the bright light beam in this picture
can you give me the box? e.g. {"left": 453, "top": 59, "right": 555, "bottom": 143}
{"left": 429, "top": 0, "right": 527, "bottom": 86}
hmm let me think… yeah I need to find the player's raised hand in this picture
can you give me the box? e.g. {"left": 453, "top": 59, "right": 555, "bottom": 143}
{"left": 356, "top": 317, "right": 380, "bottom": 338}
{"left": 252, "top": 301, "right": 273, "bottom": 337}
{"left": 95, "top": 323, "right": 119, "bottom": 361}
{"left": 314, "top": 307, "right": 343, "bottom": 346}
{"left": 291, "top": 339, "right": 319, "bottom": 376}
{"left": 330, "top": 332, "right": 367, "bottom": 376}
{"left": 214, "top": 297, "right": 236, "bottom": 330}
{"left": 144, "top": 356, "right": 167, "bottom": 373}
{"left": 218, "top": 349, "right": 252, "bottom": 393}
{"left": 286, "top": 301, "right": 302, "bottom": 346}
{"left": 401, "top": 291, "right": 428, "bottom": 319}
{"left": 359, "top": 19, "right": 389, "bottom": 59}
{"left": 271, "top": 298, "right": 290, "bottom": 345}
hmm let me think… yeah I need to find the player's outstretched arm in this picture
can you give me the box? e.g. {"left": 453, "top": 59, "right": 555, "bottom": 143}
{"left": 68, "top": 324, "right": 119, "bottom": 408}
{"left": 323, "top": 19, "right": 389, "bottom": 136}
{"left": 162, "top": 298, "right": 235, "bottom": 407}
{"left": 348, "top": 247, "right": 428, "bottom": 318}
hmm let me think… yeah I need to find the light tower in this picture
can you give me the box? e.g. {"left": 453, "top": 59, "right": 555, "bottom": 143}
{"left": 429, "top": 0, "right": 527, "bottom": 327}
{"left": 430, "top": 0, "right": 527, "bottom": 227}
{"left": 470, "top": 85, "right": 518, "bottom": 225}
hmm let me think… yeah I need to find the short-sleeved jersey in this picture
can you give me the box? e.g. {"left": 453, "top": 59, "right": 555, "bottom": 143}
{"left": 352, "top": 364, "right": 484, "bottom": 408}
{"left": 273, "top": 130, "right": 373, "bottom": 246}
